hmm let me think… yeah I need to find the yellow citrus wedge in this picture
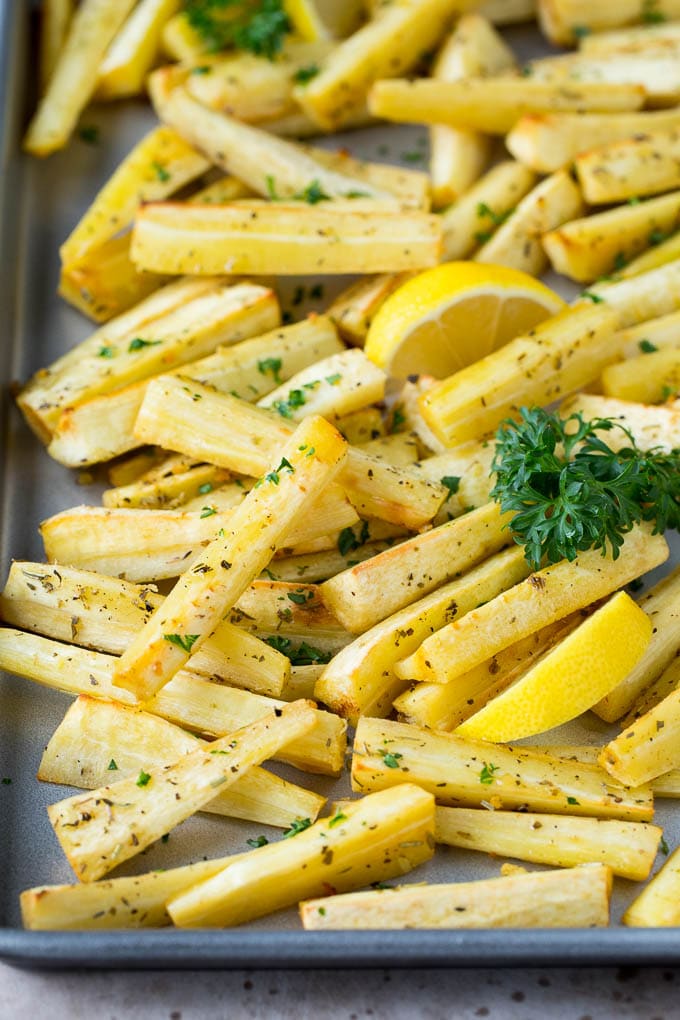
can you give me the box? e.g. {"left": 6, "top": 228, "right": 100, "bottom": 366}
{"left": 455, "top": 592, "right": 652, "bottom": 743}
{"left": 364, "top": 262, "right": 565, "bottom": 379}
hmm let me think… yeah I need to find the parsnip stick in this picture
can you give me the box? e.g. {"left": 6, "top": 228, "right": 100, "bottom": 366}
{"left": 358, "top": 432, "right": 420, "bottom": 468}
{"left": 0, "top": 562, "right": 292, "bottom": 698}
{"left": 619, "top": 230, "right": 680, "bottom": 278}
{"left": 624, "top": 847, "right": 680, "bottom": 926}
{"left": 622, "top": 654, "right": 680, "bottom": 726}
{"left": 48, "top": 700, "right": 316, "bottom": 881}
{"left": 475, "top": 170, "right": 584, "bottom": 277}
{"left": 48, "top": 315, "right": 341, "bottom": 467}
{"left": 96, "top": 0, "right": 181, "bottom": 101}
{"left": 183, "top": 41, "right": 333, "bottom": 123}
{"left": 559, "top": 392, "right": 680, "bottom": 452}
{"left": 506, "top": 109, "right": 680, "bottom": 174}
{"left": 300, "top": 865, "right": 612, "bottom": 929}
{"left": 369, "top": 78, "right": 645, "bottom": 135}
{"left": 439, "top": 806, "right": 660, "bottom": 879}
{"left": 321, "top": 502, "right": 510, "bottom": 634}
{"left": 393, "top": 616, "right": 583, "bottom": 731}
{"left": 0, "top": 629, "right": 346, "bottom": 775}
{"left": 537, "top": 0, "right": 680, "bottom": 47}
{"left": 40, "top": 0, "right": 74, "bottom": 92}
{"left": 419, "top": 304, "right": 620, "bottom": 447}
{"left": 429, "top": 14, "right": 515, "bottom": 208}
{"left": 576, "top": 129, "right": 680, "bottom": 204}
{"left": 302, "top": 145, "right": 431, "bottom": 210}
{"left": 579, "top": 259, "right": 680, "bottom": 326}
{"left": 315, "top": 546, "right": 532, "bottom": 722}
{"left": 59, "top": 234, "right": 168, "bottom": 324}
{"left": 20, "top": 278, "right": 278, "bottom": 443}
{"left": 535, "top": 743, "right": 680, "bottom": 800}
{"left": 415, "top": 440, "right": 497, "bottom": 514}
{"left": 592, "top": 566, "right": 680, "bottom": 723}
{"left": 544, "top": 191, "right": 680, "bottom": 284}
{"left": 152, "top": 82, "right": 395, "bottom": 203}
{"left": 352, "top": 717, "right": 654, "bottom": 821}
{"left": 108, "top": 450, "right": 162, "bottom": 487}
{"left": 40, "top": 696, "right": 325, "bottom": 828}
{"left": 134, "top": 377, "right": 447, "bottom": 528}
{"left": 102, "top": 462, "right": 232, "bottom": 509}
{"left": 601, "top": 680, "right": 680, "bottom": 787}
{"left": 441, "top": 160, "right": 538, "bottom": 261}
{"left": 21, "top": 854, "right": 244, "bottom": 930}
{"left": 257, "top": 349, "right": 386, "bottom": 423}
{"left": 581, "top": 22, "right": 680, "bottom": 55}
{"left": 131, "top": 201, "right": 442, "bottom": 277}
{"left": 337, "top": 408, "right": 385, "bottom": 445}
{"left": 602, "top": 348, "right": 680, "bottom": 404}
{"left": 293, "top": 0, "right": 470, "bottom": 132}
{"left": 61, "top": 126, "right": 209, "bottom": 267}
{"left": 395, "top": 526, "right": 668, "bottom": 686}
{"left": 113, "top": 417, "right": 347, "bottom": 700}
{"left": 24, "top": 0, "right": 137, "bottom": 156}
{"left": 528, "top": 52, "right": 680, "bottom": 105}
{"left": 479, "top": 0, "right": 536, "bottom": 23}
{"left": 167, "top": 784, "right": 436, "bottom": 927}
{"left": 265, "top": 540, "right": 397, "bottom": 584}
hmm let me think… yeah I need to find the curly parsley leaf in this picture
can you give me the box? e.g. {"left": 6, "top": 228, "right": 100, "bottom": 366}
{"left": 184, "top": 0, "right": 290, "bottom": 59}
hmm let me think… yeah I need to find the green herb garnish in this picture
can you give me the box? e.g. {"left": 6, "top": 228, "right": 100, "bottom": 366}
{"left": 490, "top": 406, "right": 680, "bottom": 571}
{"left": 200, "top": 506, "right": 217, "bottom": 518}
{"left": 151, "top": 161, "right": 171, "bottom": 183}
{"left": 163, "top": 633, "right": 200, "bottom": 653}
{"left": 293, "top": 64, "right": 319, "bottom": 84}
{"left": 440, "top": 475, "right": 461, "bottom": 498}
{"left": 78, "top": 125, "right": 100, "bottom": 144}
{"left": 98, "top": 346, "right": 116, "bottom": 358}
{"left": 136, "top": 770, "right": 151, "bottom": 787}
{"left": 479, "top": 762, "right": 500, "bottom": 785}
{"left": 639, "top": 339, "right": 659, "bottom": 354}
{"left": 184, "top": 0, "right": 290, "bottom": 59}
{"left": 128, "top": 337, "right": 162, "bottom": 352}
{"left": 282, "top": 817, "right": 312, "bottom": 838}
{"left": 257, "top": 356, "right": 283, "bottom": 384}
{"left": 107, "top": 759, "right": 118, "bottom": 771}
{"left": 247, "top": 835, "right": 269, "bottom": 848}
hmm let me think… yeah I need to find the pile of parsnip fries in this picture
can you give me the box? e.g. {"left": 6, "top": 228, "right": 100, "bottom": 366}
{"left": 3, "top": 0, "right": 680, "bottom": 932}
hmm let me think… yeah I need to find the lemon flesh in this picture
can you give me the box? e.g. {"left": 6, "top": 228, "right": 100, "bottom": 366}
{"left": 455, "top": 591, "right": 652, "bottom": 743}
{"left": 365, "top": 262, "right": 565, "bottom": 379}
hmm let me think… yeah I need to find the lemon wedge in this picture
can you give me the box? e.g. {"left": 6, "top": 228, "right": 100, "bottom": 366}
{"left": 455, "top": 592, "right": 652, "bottom": 743}
{"left": 364, "top": 262, "right": 565, "bottom": 379}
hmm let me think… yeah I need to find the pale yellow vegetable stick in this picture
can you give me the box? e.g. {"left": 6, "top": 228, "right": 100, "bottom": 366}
{"left": 130, "top": 201, "right": 442, "bottom": 277}
{"left": 581, "top": 22, "right": 680, "bottom": 55}
{"left": 0, "top": 629, "right": 346, "bottom": 776}
{"left": 39, "top": 696, "right": 325, "bottom": 828}
{"left": 437, "top": 806, "right": 661, "bottom": 879}
{"left": 475, "top": 170, "right": 584, "bottom": 277}
{"left": 622, "top": 656, "right": 680, "bottom": 727}
{"left": 419, "top": 304, "right": 620, "bottom": 448}
{"left": 538, "top": 0, "right": 680, "bottom": 46}
{"left": 315, "top": 546, "right": 532, "bottom": 723}
{"left": 601, "top": 683, "right": 680, "bottom": 787}
{"left": 395, "top": 526, "right": 668, "bottom": 686}
{"left": 575, "top": 129, "right": 680, "bottom": 205}
{"left": 40, "top": 0, "right": 74, "bottom": 92}
{"left": 21, "top": 854, "right": 244, "bottom": 930}
{"left": 602, "top": 348, "right": 680, "bottom": 403}
{"left": 369, "top": 78, "right": 645, "bottom": 135}
{"left": 300, "top": 865, "right": 613, "bottom": 929}
{"left": 24, "top": 0, "right": 137, "bottom": 156}
{"left": 506, "top": 109, "right": 680, "bottom": 174}
{"left": 152, "top": 82, "right": 394, "bottom": 203}
{"left": 257, "top": 349, "right": 386, "bottom": 422}
{"left": 559, "top": 392, "right": 680, "bottom": 452}
{"left": 593, "top": 566, "right": 680, "bottom": 723}
{"left": 620, "top": 231, "right": 680, "bottom": 278}
{"left": 113, "top": 416, "right": 347, "bottom": 701}
{"left": 527, "top": 51, "right": 680, "bottom": 105}
{"left": 60, "top": 125, "right": 210, "bottom": 267}
{"left": 0, "top": 561, "right": 292, "bottom": 699}
{"left": 48, "top": 700, "right": 317, "bottom": 882}
{"left": 134, "top": 377, "right": 447, "bottom": 529}
{"left": 293, "top": 0, "right": 471, "bottom": 132}
{"left": 96, "top": 0, "right": 181, "bottom": 100}
{"left": 623, "top": 848, "right": 680, "bottom": 926}
{"left": 327, "top": 273, "right": 414, "bottom": 347}
{"left": 352, "top": 717, "right": 654, "bottom": 821}
{"left": 320, "top": 502, "right": 511, "bottom": 634}
{"left": 167, "top": 784, "right": 436, "bottom": 927}
{"left": 535, "top": 743, "right": 680, "bottom": 800}
{"left": 543, "top": 191, "right": 680, "bottom": 284}
{"left": 429, "top": 14, "right": 515, "bottom": 208}
{"left": 302, "top": 145, "right": 431, "bottom": 210}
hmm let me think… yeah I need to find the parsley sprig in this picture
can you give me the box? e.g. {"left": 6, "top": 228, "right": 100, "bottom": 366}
{"left": 184, "top": 0, "right": 290, "bottom": 59}
{"left": 490, "top": 407, "right": 680, "bottom": 571}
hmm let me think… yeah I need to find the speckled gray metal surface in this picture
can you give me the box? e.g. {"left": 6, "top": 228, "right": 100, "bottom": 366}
{"left": 1, "top": 2, "right": 680, "bottom": 969}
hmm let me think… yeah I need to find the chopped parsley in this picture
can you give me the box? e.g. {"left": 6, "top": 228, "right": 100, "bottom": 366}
{"left": 97, "top": 346, "right": 116, "bottom": 358}
{"left": 282, "top": 817, "right": 312, "bottom": 838}
{"left": 440, "top": 475, "right": 461, "bottom": 498}
{"left": 295, "top": 179, "right": 331, "bottom": 204}
{"left": 328, "top": 811, "right": 347, "bottom": 828}
{"left": 337, "top": 519, "right": 370, "bottom": 557}
{"left": 660, "top": 835, "right": 670, "bottom": 855}
{"left": 287, "top": 589, "right": 312, "bottom": 605}
{"left": 200, "top": 506, "right": 217, "bottom": 518}
{"left": 567, "top": 796, "right": 580, "bottom": 805}
{"left": 128, "top": 337, "right": 162, "bottom": 352}
{"left": 581, "top": 290, "right": 605, "bottom": 304}
{"left": 78, "top": 124, "right": 100, "bottom": 145}
{"left": 390, "top": 405, "right": 406, "bottom": 433}
{"left": 257, "top": 356, "right": 283, "bottom": 384}
{"left": 293, "top": 64, "right": 320, "bottom": 85}
{"left": 107, "top": 759, "right": 118, "bottom": 771}
{"left": 273, "top": 388, "right": 306, "bottom": 418}
{"left": 379, "top": 749, "right": 403, "bottom": 769}
{"left": 184, "top": 0, "right": 291, "bottom": 59}
{"left": 247, "top": 834, "right": 269, "bottom": 848}
{"left": 151, "top": 161, "right": 171, "bottom": 183}
{"left": 198, "top": 482, "right": 213, "bottom": 494}
{"left": 163, "top": 633, "right": 200, "bottom": 653}
{"left": 136, "top": 770, "right": 151, "bottom": 787}
{"left": 479, "top": 762, "right": 500, "bottom": 785}
{"left": 639, "top": 339, "right": 659, "bottom": 354}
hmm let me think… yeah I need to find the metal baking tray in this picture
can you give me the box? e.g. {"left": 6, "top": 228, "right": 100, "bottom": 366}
{"left": 2, "top": 1, "right": 680, "bottom": 969}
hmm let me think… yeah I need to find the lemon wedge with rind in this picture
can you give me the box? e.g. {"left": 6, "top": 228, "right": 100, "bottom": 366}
{"left": 455, "top": 591, "right": 652, "bottom": 743}
{"left": 364, "top": 262, "right": 565, "bottom": 379}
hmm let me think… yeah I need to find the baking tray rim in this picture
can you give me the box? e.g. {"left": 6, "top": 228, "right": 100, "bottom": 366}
{"left": 2, "top": 0, "right": 680, "bottom": 970}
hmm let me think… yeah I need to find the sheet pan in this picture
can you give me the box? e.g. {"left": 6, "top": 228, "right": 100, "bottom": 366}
{"left": 2, "top": 0, "right": 680, "bottom": 968}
